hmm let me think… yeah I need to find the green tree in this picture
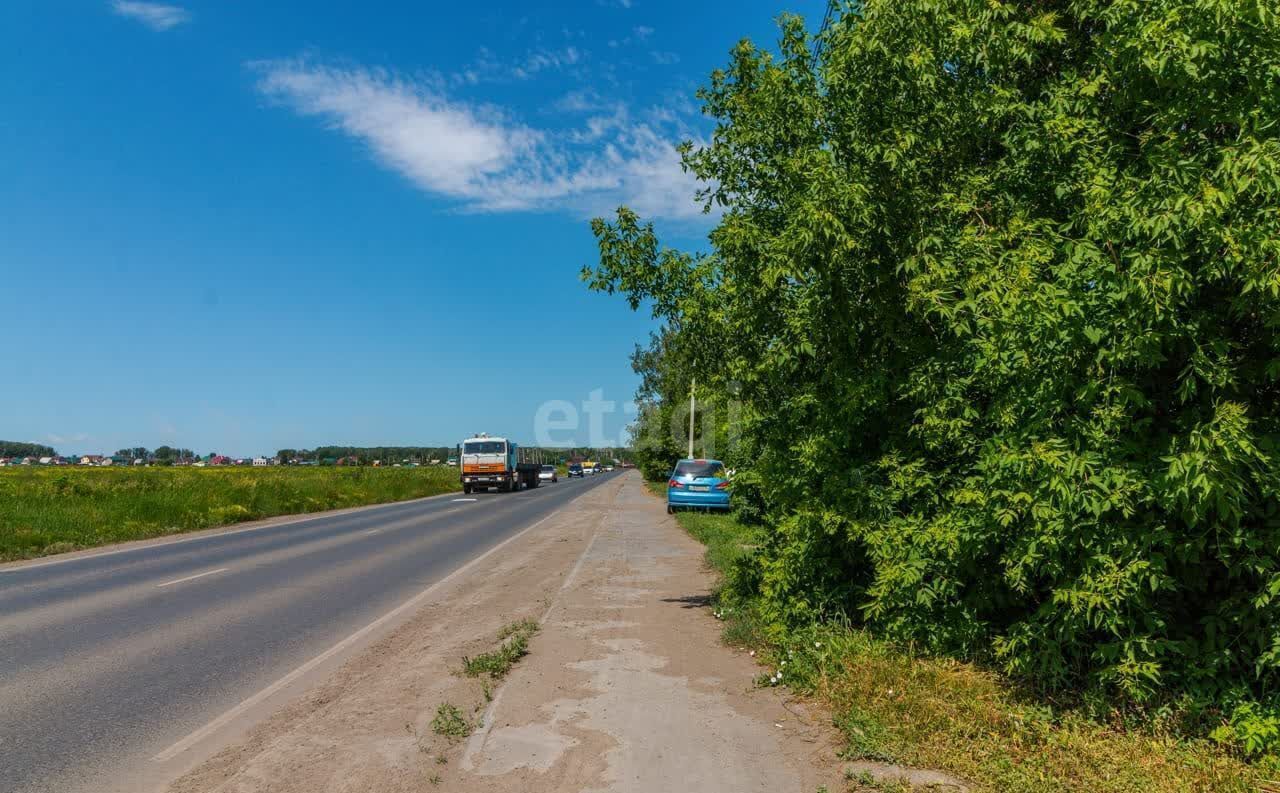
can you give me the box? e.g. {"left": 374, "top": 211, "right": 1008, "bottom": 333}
{"left": 585, "top": 0, "right": 1280, "bottom": 749}
{"left": 0, "top": 441, "right": 56, "bottom": 458}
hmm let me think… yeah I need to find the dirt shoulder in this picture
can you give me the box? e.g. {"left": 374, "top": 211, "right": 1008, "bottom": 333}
{"left": 164, "top": 471, "right": 845, "bottom": 793}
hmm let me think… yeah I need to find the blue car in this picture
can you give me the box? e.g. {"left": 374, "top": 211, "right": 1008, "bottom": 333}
{"left": 667, "top": 459, "right": 730, "bottom": 513}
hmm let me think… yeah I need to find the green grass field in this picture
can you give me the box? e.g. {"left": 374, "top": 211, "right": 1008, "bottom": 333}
{"left": 0, "top": 465, "right": 459, "bottom": 562}
{"left": 647, "top": 481, "right": 1265, "bottom": 792}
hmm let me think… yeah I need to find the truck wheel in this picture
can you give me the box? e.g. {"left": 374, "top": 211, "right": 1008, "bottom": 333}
{"left": 463, "top": 484, "right": 472, "bottom": 495}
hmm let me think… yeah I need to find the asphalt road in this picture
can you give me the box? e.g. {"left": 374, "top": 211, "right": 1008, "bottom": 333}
{"left": 0, "top": 471, "right": 619, "bottom": 793}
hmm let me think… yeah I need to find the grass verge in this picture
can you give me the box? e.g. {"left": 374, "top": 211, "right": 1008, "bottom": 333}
{"left": 650, "top": 481, "right": 1266, "bottom": 793}
{"left": 462, "top": 619, "right": 540, "bottom": 680}
{"left": 0, "top": 466, "right": 459, "bottom": 561}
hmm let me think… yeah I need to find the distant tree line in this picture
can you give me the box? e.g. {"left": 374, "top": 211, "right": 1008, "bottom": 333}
{"left": 0, "top": 441, "right": 55, "bottom": 458}
{"left": 151, "top": 446, "right": 197, "bottom": 463}
{"left": 277, "top": 446, "right": 635, "bottom": 465}
{"left": 0, "top": 439, "right": 634, "bottom": 467}
{"left": 277, "top": 447, "right": 458, "bottom": 465}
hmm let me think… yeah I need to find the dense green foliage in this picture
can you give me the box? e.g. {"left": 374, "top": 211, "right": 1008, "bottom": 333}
{"left": 0, "top": 441, "right": 55, "bottom": 458}
{"left": 588, "top": 0, "right": 1280, "bottom": 755}
{"left": 152, "top": 446, "right": 197, "bottom": 463}
{"left": 0, "top": 466, "right": 458, "bottom": 561}
{"left": 657, "top": 482, "right": 1263, "bottom": 790}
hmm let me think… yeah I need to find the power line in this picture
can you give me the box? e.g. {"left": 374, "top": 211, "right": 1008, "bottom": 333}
{"left": 812, "top": 0, "right": 840, "bottom": 67}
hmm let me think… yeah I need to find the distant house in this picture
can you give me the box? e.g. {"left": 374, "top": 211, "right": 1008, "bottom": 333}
{"left": 209, "top": 455, "right": 233, "bottom": 466}
{"left": 80, "top": 455, "right": 103, "bottom": 466}
{"left": 38, "top": 456, "right": 54, "bottom": 465}
{"left": 252, "top": 457, "right": 268, "bottom": 467}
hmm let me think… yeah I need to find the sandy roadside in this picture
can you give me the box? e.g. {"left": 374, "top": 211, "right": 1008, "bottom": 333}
{"left": 164, "top": 471, "right": 845, "bottom": 793}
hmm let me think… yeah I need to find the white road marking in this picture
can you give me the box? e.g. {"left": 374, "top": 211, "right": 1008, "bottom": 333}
{"left": 156, "top": 568, "right": 229, "bottom": 588}
{"left": 363, "top": 529, "right": 382, "bottom": 535}
{"left": 452, "top": 498, "right": 477, "bottom": 502}
{"left": 152, "top": 509, "right": 564, "bottom": 763}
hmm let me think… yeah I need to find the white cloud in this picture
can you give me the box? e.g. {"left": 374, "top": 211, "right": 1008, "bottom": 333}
{"left": 253, "top": 59, "right": 707, "bottom": 221}
{"left": 634, "top": 26, "right": 655, "bottom": 40}
{"left": 512, "top": 46, "right": 583, "bottom": 80}
{"left": 110, "top": 1, "right": 190, "bottom": 31}
{"left": 452, "top": 46, "right": 589, "bottom": 85}
{"left": 650, "top": 51, "right": 680, "bottom": 65}
{"left": 555, "top": 89, "right": 608, "bottom": 113}
{"left": 254, "top": 61, "right": 533, "bottom": 198}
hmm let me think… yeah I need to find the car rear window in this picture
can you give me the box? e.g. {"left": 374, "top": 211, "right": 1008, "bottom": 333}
{"left": 674, "top": 461, "right": 725, "bottom": 478}
{"left": 541, "top": 465, "right": 555, "bottom": 471}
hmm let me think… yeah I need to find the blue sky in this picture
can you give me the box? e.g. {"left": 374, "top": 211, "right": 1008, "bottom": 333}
{"left": 1, "top": 0, "right": 824, "bottom": 457}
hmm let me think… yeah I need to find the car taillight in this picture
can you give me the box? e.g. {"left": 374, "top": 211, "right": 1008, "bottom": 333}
{"left": 715, "top": 481, "right": 729, "bottom": 490}
{"left": 668, "top": 479, "right": 683, "bottom": 489}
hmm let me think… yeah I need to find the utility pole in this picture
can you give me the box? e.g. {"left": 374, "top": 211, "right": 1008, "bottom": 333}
{"left": 688, "top": 373, "right": 696, "bottom": 459}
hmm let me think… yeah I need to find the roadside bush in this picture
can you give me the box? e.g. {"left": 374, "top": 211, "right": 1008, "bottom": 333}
{"left": 588, "top": 0, "right": 1280, "bottom": 755}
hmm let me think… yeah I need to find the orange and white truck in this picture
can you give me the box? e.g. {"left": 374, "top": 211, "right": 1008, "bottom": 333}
{"left": 459, "top": 434, "right": 545, "bottom": 494}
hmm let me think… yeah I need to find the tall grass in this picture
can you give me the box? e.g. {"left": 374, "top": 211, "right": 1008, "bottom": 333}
{"left": 0, "top": 466, "right": 458, "bottom": 561}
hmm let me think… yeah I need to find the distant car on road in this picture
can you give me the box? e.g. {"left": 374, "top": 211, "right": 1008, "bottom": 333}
{"left": 605, "top": 465, "right": 615, "bottom": 472}
{"left": 667, "top": 459, "right": 730, "bottom": 513}
{"left": 538, "top": 464, "right": 558, "bottom": 483}
{"left": 567, "top": 463, "right": 584, "bottom": 478}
